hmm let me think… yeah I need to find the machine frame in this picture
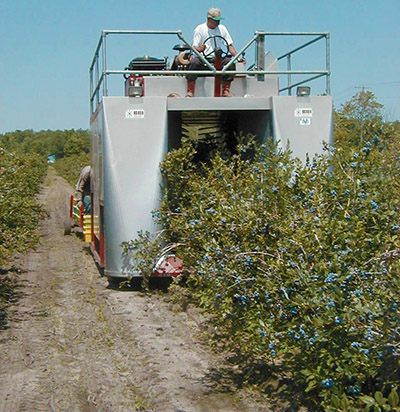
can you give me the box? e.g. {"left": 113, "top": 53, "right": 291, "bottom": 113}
{"left": 88, "top": 30, "right": 333, "bottom": 279}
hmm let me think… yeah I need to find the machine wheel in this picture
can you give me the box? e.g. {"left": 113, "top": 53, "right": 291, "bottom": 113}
{"left": 108, "top": 276, "right": 142, "bottom": 291}
{"left": 107, "top": 276, "right": 122, "bottom": 289}
{"left": 63, "top": 218, "right": 72, "bottom": 235}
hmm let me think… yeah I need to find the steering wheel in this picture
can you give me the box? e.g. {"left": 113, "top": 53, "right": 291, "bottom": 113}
{"left": 202, "top": 35, "right": 230, "bottom": 59}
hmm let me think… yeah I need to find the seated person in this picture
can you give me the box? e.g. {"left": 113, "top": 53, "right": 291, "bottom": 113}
{"left": 186, "top": 7, "right": 245, "bottom": 97}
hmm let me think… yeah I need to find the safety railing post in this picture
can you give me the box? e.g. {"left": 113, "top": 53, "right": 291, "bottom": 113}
{"left": 94, "top": 53, "right": 99, "bottom": 106}
{"left": 89, "top": 66, "right": 93, "bottom": 115}
{"left": 102, "top": 31, "right": 108, "bottom": 97}
{"left": 102, "top": 31, "right": 107, "bottom": 96}
{"left": 287, "top": 54, "right": 292, "bottom": 96}
{"left": 256, "top": 32, "right": 265, "bottom": 81}
{"left": 326, "top": 33, "right": 331, "bottom": 95}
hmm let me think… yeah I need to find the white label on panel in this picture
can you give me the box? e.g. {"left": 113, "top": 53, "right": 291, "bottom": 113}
{"left": 295, "top": 108, "right": 313, "bottom": 117}
{"left": 125, "top": 109, "right": 145, "bottom": 119}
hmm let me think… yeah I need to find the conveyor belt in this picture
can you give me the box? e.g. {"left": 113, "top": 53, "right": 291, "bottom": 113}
{"left": 181, "top": 111, "right": 222, "bottom": 141}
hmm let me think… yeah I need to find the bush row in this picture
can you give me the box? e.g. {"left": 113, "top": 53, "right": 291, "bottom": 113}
{"left": 0, "top": 148, "right": 47, "bottom": 264}
{"left": 0, "top": 147, "right": 47, "bottom": 328}
{"left": 125, "top": 129, "right": 400, "bottom": 410}
{"left": 53, "top": 152, "right": 91, "bottom": 186}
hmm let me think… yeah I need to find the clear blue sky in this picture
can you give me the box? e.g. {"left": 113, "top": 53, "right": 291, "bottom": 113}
{"left": 1, "top": 0, "right": 399, "bottom": 134}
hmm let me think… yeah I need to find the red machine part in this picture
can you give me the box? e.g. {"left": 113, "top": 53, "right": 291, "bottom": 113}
{"left": 214, "top": 53, "right": 222, "bottom": 97}
{"left": 152, "top": 255, "right": 184, "bottom": 277}
{"left": 90, "top": 202, "right": 104, "bottom": 268}
{"left": 69, "top": 194, "right": 84, "bottom": 228}
{"left": 125, "top": 75, "right": 144, "bottom": 97}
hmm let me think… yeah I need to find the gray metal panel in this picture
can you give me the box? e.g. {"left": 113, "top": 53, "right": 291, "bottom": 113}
{"left": 245, "top": 76, "right": 279, "bottom": 97}
{"left": 167, "top": 96, "right": 273, "bottom": 111}
{"left": 102, "top": 96, "right": 168, "bottom": 277}
{"left": 271, "top": 96, "right": 333, "bottom": 162}
{"left": 142, "top": 61, "right": 278, "bottom": 98}
{"left": 143, "top": 76, "right": 187, "bottom": 98}
{"left": 246, "top": 51, "right": 279, "bottom": 95}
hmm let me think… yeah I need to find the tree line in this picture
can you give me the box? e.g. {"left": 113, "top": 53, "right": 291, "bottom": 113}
{"left": 0, "top": 128, "right": 90, "bottom": 159}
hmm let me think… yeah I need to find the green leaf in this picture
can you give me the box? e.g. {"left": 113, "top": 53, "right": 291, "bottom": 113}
{"left": 331, "top": 394, "right": 340, "bottom": 409}
{"left": 388, "top": 389, "right": 399, "bottom": 408}
{"left": 375, "top": 391, "right": 385, "bottom": 406}
{"left": 305, "top": 379, "right": 317, "bottom": 393}
{"left": 360, "top": 395, "right": 376, "bottom": 409}
{"left": 306, "top": 373, "right": 315, "bottom": 382}
{"left": 340, "top": 394, "right": 349, "bottom": 411}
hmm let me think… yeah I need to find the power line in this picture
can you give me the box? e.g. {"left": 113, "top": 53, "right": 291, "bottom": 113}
{"left": 365, "top": 81, "right": 400, "bottom": 86}
{"left": 334, "top": 83, "right": 400, "bottom": 99}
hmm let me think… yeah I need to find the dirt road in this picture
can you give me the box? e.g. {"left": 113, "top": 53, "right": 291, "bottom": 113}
{"left": 0, "top": 168, "right": 270, "bottom": 411}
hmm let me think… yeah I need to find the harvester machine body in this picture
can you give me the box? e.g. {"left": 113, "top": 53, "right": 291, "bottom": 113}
{"left": 89, "top": 29, "right": 333, "bottom": 278}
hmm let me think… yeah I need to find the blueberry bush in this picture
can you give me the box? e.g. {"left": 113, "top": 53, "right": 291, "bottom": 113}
{"left": 0, "top": 148, "right": 47, "bottom": 264}
{"left": 0, "top": 128, "right": 90, "bottom": 326}
{"left": 53, "top": 152, "right": 91, "bottom": 186}
{"left": 125, "top": 94, "right": 400, "bottom": 410}
{"left": 0, "top": 147, "right": 47, "bottom": 328}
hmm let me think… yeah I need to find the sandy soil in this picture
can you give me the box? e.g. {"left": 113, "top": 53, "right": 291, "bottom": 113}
{"left": 0, "top": 168, "right": 272, "bottom": 412}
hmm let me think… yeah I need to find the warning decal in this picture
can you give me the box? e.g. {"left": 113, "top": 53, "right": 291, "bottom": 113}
{"left": 300, "top": 118, "right": 311, "bottom": 126}
{"left": 295, "top": 108, "right": 313, "bottom": 117}
{"left": 125, "top": 109, "right": 145, "bottom": 119}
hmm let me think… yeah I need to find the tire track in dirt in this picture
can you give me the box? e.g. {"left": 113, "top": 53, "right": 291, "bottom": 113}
{"left": 0, "top": 167, "right": 270, "bottom": 411}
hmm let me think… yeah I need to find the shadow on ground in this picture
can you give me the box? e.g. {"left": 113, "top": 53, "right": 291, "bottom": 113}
{"left": 204, "top": 352, "right": 308, "bottom": 411}
{"left": 0, "top": 267, "right": 26, "bottom": 331}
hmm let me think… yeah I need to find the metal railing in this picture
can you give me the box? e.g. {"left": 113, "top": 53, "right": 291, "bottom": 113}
{"left": 90, "top": 30, "right": 330, "bottom": 114}
{"left": 269, "top": 32, "right": 330, "bottom": 96}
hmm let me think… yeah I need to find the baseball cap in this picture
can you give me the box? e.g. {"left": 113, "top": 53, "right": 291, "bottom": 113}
{"left": 207, "top": 8, "right": 224, "bottom": 21}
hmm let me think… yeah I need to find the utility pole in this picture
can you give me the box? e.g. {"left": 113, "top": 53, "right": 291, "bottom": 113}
{"left": 355, "top": 85, "right": 371, "bottom": 146}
